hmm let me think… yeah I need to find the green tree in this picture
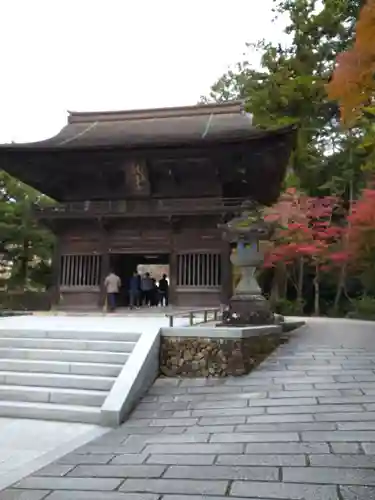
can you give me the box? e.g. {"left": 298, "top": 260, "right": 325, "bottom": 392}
{"left": 205, "top": 0, "right": 366, "bottom": 198}
{"left": 0, "top": 171, "right": 55, "bottom": 290}
{"left": 205, "top": 0, "right": 373, "bottom": 314}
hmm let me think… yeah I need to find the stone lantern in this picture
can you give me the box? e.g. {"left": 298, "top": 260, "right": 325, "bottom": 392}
{"left": 219, "top": 200, "right": 275, "bottom": 326}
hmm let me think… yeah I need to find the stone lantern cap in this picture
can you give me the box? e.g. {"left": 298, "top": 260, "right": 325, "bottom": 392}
{"left": 219, "top": 200, "right": 274, "bottom": 243}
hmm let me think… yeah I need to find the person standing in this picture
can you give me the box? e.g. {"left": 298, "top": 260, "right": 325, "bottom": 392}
{"left": 151, "top": 277, "right": 158, "bottom": 306}
{"left": 104, "top": 270, "right": 121, "bottom": 312}
{"left": 129, "top": 271, "right": 141, "bottom": 309}
{"left": 140, "top": 272, "right": 153, "bottom": 306}
{"left": 158, "top": 273, "right": 169, "bottom": 307}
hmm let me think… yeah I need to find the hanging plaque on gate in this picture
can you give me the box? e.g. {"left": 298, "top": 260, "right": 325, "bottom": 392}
{"left": 124, "top": 160, "right": 150, "bottom": 197}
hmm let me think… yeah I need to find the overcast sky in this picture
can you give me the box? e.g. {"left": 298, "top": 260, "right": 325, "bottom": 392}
{"left": 0, "top": 0, "right": 286, "bottom": 143}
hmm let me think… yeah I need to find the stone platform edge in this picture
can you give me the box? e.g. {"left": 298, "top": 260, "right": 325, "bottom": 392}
{"left": 99, "top": 322, "right": 306, "bottom": 427}
{"left": 160, "top": 324, "right": 282, "bottom": 338}
{"left": 100, "top": 330, "right": 160, "bottom": 427}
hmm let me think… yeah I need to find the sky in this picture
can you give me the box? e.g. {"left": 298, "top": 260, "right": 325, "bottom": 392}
{"left": 0, "top": 0, "right": 287, "bottom": 143}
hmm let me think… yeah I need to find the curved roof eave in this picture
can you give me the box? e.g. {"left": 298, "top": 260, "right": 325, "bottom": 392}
{"left": 0, "top": 101, "right": 297, "bottom": 152}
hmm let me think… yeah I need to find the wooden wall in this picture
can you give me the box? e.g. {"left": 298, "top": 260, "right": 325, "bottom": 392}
{"left": 54, "top": 216, "right": 231, "bottom": 309}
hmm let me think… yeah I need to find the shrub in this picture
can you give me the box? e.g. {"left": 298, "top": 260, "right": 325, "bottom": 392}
{"left": 273, "top": 298, "right": 305, "bottom": 316}
{"left": 348, "top": 296, "right": 375, "bottom": 320}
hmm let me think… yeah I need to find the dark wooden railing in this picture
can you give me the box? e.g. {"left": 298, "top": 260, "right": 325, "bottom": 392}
{"left": 166, "top": 308, "right": 221, "bottom": 327}
{"left": 35, "top": 198, "right": 246, "bottom": 218}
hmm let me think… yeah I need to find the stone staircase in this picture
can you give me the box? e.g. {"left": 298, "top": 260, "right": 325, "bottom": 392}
{"left": 0, "top": 328, "right": 141, "bottom": 424}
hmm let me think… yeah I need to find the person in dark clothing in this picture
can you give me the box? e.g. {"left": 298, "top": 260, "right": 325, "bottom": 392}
{"left": 151, "top": 277, "right": 158, "bottom": 306}
{"left": 158, "top": 274, "right": 169, "bottom": 307}
{"left": 129, "top": 271, "right": 141, "bottom": 309}
{"left": 140, "top": 272, "right": 153, "bottom": 306}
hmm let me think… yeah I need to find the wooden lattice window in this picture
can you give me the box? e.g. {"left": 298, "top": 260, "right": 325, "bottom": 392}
{"left": 60, "top": 254, "right": 101, "bottom": 288}
{"left": 177, "top": 252, "right": 221, "bottom": 288}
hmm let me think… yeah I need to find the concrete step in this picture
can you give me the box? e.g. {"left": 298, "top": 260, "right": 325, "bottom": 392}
{"left": 0, "top": 329, "right": 141, "bottom": 342}
{"left": 0, "top": 400, "right": 102, "bottom": 424}
{"left": 0, "top": 359, "right": 123, "bottom": 377}
{"left": 0, "top": 337, "right": 136, "bottom": 353}
{"left": 0, "top": 371, "right": 115, "bottom": 390}
{"left": 0, "top": 348, "right": 129, "bottom": 364}
{"left": 0, "top": 385, "right": 107, "bottom": 406}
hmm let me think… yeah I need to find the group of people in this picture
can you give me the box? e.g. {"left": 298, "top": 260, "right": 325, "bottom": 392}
{"left": 104, "top": 270, "right": 169, "bottom": 312}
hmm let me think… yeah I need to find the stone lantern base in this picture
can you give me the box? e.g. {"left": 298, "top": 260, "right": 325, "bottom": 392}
{"left": 220, "top": 242, "right": 275, "bottom": 327}
{"left": 222, "top": 294, "right": 275, "bottom": 326}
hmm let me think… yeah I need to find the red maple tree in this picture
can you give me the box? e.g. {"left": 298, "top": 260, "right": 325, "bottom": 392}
{"left": 347, "top": 188, "right": 375, "bottom": 291}
{"left": 264, "top": 189, "right": 348, "bottom": 315}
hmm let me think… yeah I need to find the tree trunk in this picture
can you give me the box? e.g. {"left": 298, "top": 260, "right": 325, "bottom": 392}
{"left": 333, "top": 264, "right": 346, "bottom": 315}
{"left": 313, "top": 264, "right": 320, "bottom": 316}
{"left": 333, "top": 179, "right": 354, "bottom": 314}
{"left": 20, "top": 239, "right": 29, "bottom": 290}
{"left": 269, "top": 272, "right": 279, "bottom": 308}
{"left": 270, "top": 262, "right": 287, "bottom": 307}
{"left": 297, "top": 257, "right": 304, "bottom": 313}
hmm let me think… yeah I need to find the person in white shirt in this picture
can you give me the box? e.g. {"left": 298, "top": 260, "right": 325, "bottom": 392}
{"left": 104, "top": 270, "right": 121, "bottom": 312}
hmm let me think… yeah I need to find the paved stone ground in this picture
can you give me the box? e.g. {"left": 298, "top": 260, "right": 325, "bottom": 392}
{"left": 3, "top": 319, "right": 375, "bottom": 500}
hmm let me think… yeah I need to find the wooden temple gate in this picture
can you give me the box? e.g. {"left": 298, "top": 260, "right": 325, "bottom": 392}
{"left": 0, "top": 101, "right": 296, "bottom": 310}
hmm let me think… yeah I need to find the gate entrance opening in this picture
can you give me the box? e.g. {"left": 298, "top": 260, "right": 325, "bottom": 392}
{"left": 109, "top": 253, "right": 170, "bottom": 307}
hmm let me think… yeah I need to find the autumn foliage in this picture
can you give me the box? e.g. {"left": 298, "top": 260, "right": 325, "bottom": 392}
{"left": 327, "top": 0, "right": 375, "bottom": 125}
{"left": 347, "top": 188, "right": 375, "bottom": 282}
{"left": 263, "top": 188, "right": 348, "bottom": 314}
{"left": 262, "top": 185, "right": 375, "bottom": 314}
{"left": 264, "top": 188, "right": 346, "bottom": 270}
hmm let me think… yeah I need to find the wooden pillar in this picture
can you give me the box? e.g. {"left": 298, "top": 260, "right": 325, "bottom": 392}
{"left": 169, "top": 251, "right": 177, "bottom": 306}
{"left": 220, "top": 242, "right": 232, "bottom": 305}
{"left": 169, "top": 217, "right": 180, "bottom": 307}
{"left": 99, "top": 221, "right": 110, "bottom": 307}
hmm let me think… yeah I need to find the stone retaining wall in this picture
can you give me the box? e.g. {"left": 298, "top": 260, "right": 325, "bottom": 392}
{"left": 160, "top": 334, "right": 282, "bottom": 377}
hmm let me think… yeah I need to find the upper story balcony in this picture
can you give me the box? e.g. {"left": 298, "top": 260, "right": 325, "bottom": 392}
{"left": 34, "top": 197, "right": 247, "bottom": 219}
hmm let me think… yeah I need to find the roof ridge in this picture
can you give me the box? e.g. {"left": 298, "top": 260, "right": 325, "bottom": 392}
{"left": 67, "top": 101, "right": 245, "bottom": 124}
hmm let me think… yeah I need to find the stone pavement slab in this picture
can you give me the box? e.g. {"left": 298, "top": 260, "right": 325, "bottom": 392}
{"left": 3, "top": 318, "right": 375, "bottom": 499}
{"left": 0, "top": 418, "right": 106, "bottom": 492}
